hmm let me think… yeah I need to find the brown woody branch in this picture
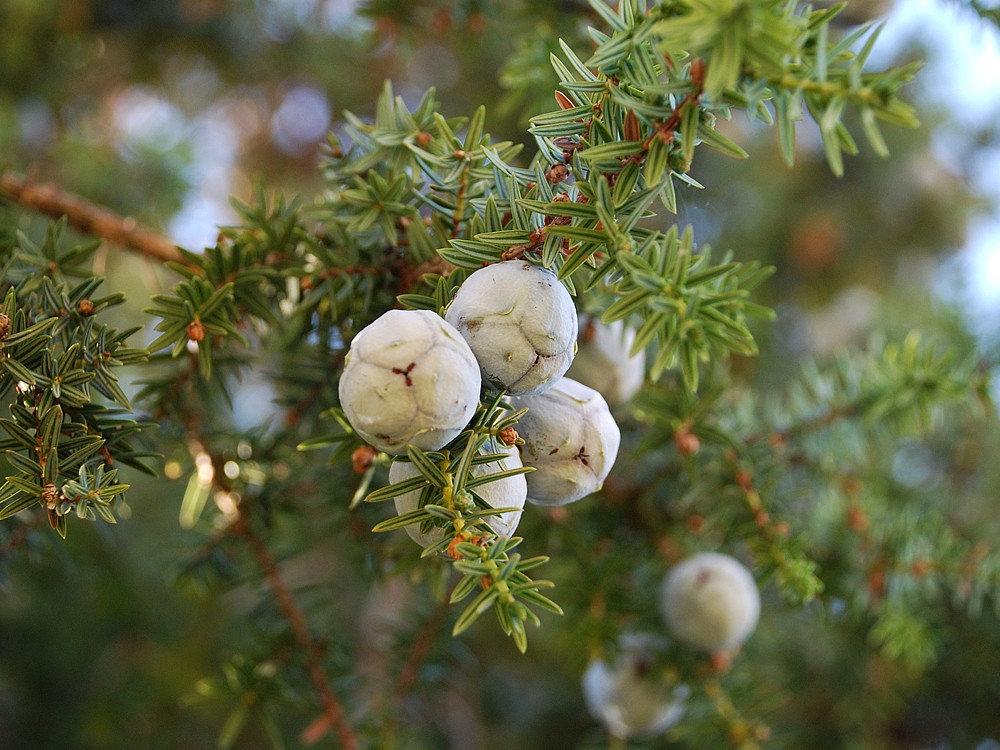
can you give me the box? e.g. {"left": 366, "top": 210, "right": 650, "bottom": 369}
{"left": 233, "top": 513, "right": 359, "bottom": 750}
{"left": 179, "top": 370, "right": 357, "bottom": 750}
{"left": 0, "top": 514, "right": 41, "bottom": 561}
{"left": 393, "top": 598, "right": 450, "bottom": 702}
{"left": 0, "top": 170, "right": 191, "bottom": 267}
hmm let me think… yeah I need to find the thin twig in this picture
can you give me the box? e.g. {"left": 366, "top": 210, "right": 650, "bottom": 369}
{"left": 234, "top": 513, "right": 359, "bottom": 750}
{"left": 450, "top": 162, "right": 470, "bottom": 239}
{"left": 745, "top": 400, "right": 867, "bottom": 447}
{"left": 0, "top": 170, "right": 191, "bottom": 267}
{"left": 0, "top": 515, "right": 40, "bottom": 561}
{"left": 394, "top": 597, "right": 451, "bottom": 702}
{"left": 177, "top": 365, "right": 356, "bottom": 749}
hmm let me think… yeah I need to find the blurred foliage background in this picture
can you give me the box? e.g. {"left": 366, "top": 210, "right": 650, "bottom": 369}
{"left": 2, "top": 0, "right": 1000, "bottom": 748}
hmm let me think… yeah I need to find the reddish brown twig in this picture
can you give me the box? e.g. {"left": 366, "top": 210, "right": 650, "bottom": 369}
{"left": 450, "top": 158, "right": 471, "bottom": 239}
{"left": 394, "top": 598, "right": 451, "bottom": 702}
{"left": 395, "top": 255, "right": 456, "bottom": 299}
{"left": 234, "top": 514, "right": 359, "bottom": 750}
{"left": 745, "top": 399, "right": 868, "bottom": 448}
{"left": 181, "top": 393, "right": 356, "bottom": 748}
{"left": 0, "top": 515, "right": 41, "bottom": 560}
{"left": 0, "top": 170, "right": 190, "bottom": 267}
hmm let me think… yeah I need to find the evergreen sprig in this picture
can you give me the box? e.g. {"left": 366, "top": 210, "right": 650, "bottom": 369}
{"left": 1, "top": 225, "right": 151, "bottom": 537}
{"left": 363, "top": 395, "right": 559, "bottom": 652}
{"left": 610, "top": 0, "right": 920, "bottom": 175}
{"left": 4, "top": 0, "right": 991, "bottom": 745}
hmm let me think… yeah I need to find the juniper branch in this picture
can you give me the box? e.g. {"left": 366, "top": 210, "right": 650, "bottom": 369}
{"left": 0, "top": 513, "right": 41, "bottom": 562}
{"left": 233, "top": 513, "right": 359, "bottom": 750}
{"left": 393, "top": 597, "right": 451, "bottom": 702}
{"left": 0, "top": 170, "right": 191, "bottom": 268}
{"left": 172, "top": 347, "right": 357, "bottom": 748}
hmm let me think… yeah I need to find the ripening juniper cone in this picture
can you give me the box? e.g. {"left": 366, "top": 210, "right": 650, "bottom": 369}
{"left": 390, "top": 437, "right": 527, "bottom": 548}
{"left": 582, "top": 633, "right": 690, "bottom": 740}
{"left": 510, "top": 377, "right": 621, "bottom": 506}
{"left": 566, "top": 315, "right": 646, "bottom": 405}
{"left": 445, "top": 260, "right": 578, "bottom": 396}
{"left": 659, "top": 552, "right": 761, "bottom": 652}
{"left": 338, "top": 309, "right": 481, "bottom": 454}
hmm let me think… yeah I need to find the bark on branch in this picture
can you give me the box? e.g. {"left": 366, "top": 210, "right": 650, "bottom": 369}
{"left": 0, "top": 170, "right": 189, "bottom": 267}
{"left": 234, "top": 515, "right": 359, "bottom": 750}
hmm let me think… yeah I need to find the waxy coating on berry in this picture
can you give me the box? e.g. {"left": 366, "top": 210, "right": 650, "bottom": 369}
{"left": 582, "top": 633, "right": 690, "bottom": 740}
{"left": 390, "top": 439, "right": 527, "bottom": 548}
{"left": 445, "top": 261, "right": 577, "bottom": 396}
{"left": 659, "top": 552, "right": 761, "bottom": 652}
{"left": 510, "top": 377, "right": 620, "bottom": 506}
{"left": 566, "top": 315, "right": 646, "bottom": 405}
{"left": 338, "top": 309, "right": 481, "bottom": 455}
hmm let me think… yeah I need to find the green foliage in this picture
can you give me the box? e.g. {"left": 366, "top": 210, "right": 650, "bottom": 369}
{"left": 2, "top": 0, "right": 1000, "bottom": 749}
{"left": 0, "top": 223, "right": 151, "bottom": 536}
{"left": 601, "top": 226, "right": 773, "bottom": 389}
{"left": 365, "top": 395, "right": 558, "bottom": 652}
{"left": 184, "top": 654, "right": 292, "bottom": 750}
{"left": 967, "top": 0, "right": 1000, "bottom": 27}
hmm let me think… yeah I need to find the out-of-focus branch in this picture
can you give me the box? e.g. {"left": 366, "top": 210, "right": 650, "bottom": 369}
{"left": 178, "top": 370, "right": 357, "bottom": 750}
{"left": 394, "top": 598, "right": 450, "bottom": 703}
{"left": 0, "top": 170, "right": 191, "bottom": 267}
{"left": 233, "top": 514, "right": 359, "bottom": 750}
{"left": 0, "top": 514, "right": 41, "bottom": 562}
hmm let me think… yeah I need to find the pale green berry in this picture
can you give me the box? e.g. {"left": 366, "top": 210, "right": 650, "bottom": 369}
{"left": 566, "top": 315, "right": 645, "bottom": 405}
{"left": 390, "top": 439, "right": 527, "bottom": 548}
{"left": 582, "top": 633, "right": 689, "bottom": 739}
{"left": 444, "top": 261, "right": 577, "bottom": 395}
{"left": 339, "top": 309, "right": 481, "bottom": 455}
{"left": 510, "top": 377, "right": 620, "bottom": 505}
{"left": 659, "top": 552, "right": 761, "bottom": 652}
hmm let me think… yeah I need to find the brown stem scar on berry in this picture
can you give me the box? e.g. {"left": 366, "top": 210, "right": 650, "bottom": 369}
{"left": 391, "top": 362, "right": 417, "bottom": 387}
